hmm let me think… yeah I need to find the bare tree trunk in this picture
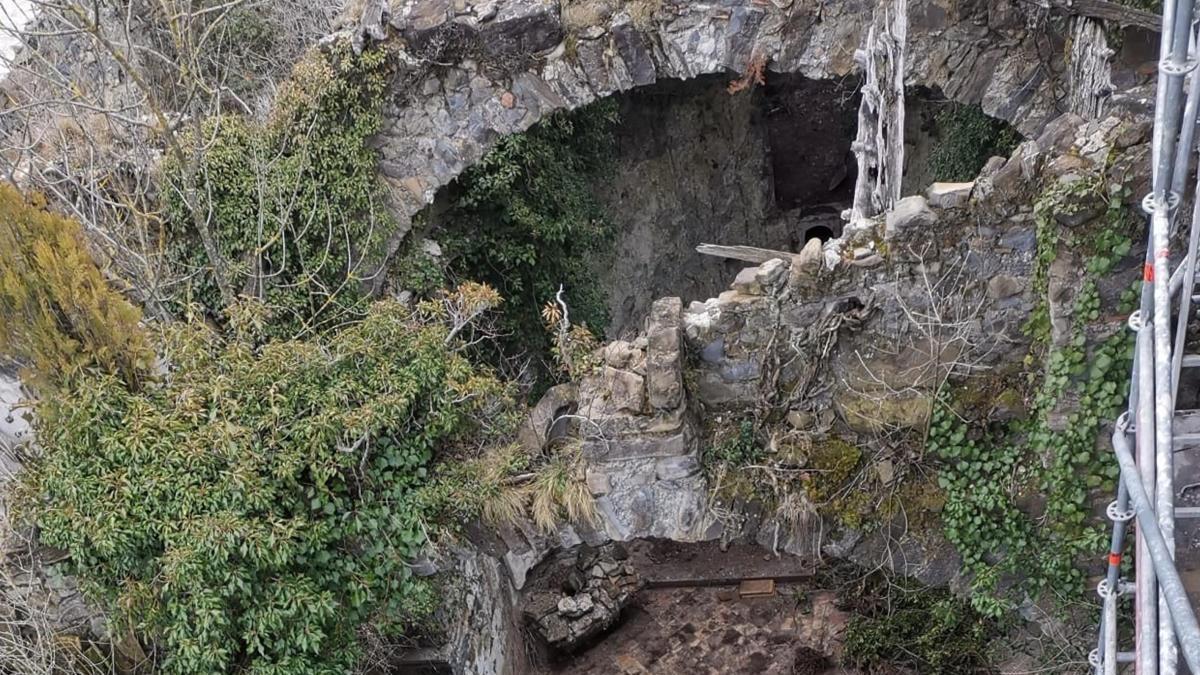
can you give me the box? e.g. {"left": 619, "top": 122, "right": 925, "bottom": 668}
{"left": 1019, "top": 0, "right": 1161, "bottom": 31}
{"left": 849, "top": 0, "right": 907, "bottom": 225}
{"left": 1068, "top": 16, "right": 1116, "bottom": 120}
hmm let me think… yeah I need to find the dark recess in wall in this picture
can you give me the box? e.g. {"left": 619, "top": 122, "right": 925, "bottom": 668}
{"left": 762, "top": 74, "right": 862, "bottom": 212}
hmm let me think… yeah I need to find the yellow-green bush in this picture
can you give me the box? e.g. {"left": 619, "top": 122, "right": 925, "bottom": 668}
{"left": 0, "top": 184, "right": 152, "bottom": 390}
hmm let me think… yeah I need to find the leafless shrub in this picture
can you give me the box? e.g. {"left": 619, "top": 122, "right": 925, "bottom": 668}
{"left": 0, "top": 0, "right": 339, "bottom": 316}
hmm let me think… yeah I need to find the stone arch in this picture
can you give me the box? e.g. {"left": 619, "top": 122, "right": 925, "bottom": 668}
{"left": 347, "top": 0, "right": 1066, "bottom": 272}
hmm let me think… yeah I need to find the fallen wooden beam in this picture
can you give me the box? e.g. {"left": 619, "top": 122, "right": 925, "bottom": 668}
{"left": 390, "top": 647, "right": 450, "bottom": 668}
{"left": 696, "top": 244, "right": 795, "bottom": 265}
{"left": 1020, "top": 0, "right": 1160, "bottom": 31}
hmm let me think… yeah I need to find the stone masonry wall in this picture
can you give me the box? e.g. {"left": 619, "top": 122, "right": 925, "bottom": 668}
{"left": 347, "top": 0, "right": 1084, "bottom": 278}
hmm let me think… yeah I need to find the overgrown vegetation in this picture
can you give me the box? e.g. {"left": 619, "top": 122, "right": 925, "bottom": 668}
{"left": 0, "top": 184, "right": 153, "bottom": 391}
{"left": 702, "top": 419, "right": 884, "bottom": 535}
{"left": 844, "top": 578, "right": 997, "bottom": 674}
{"left": 928, "top": 103, "right": 1021, "bottom": 182}
{"left": 164, "top": 43, "right": 392, "bottom": 337}
{"left": 434, "top": 100, "right": 620, "bottom": 384}
{"left": 21, "top": 289, "right": 515, "bottom": 674}
{"left": 931, "top": 172, "right": 1137, "bottom": 616}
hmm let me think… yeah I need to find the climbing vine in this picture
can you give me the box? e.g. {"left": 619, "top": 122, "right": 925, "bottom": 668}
{"left": 933, "top": 172, "right": 1136, "bottom": 616}
{"left": 928, "top": 102, "right": 1021, "bottom": 182}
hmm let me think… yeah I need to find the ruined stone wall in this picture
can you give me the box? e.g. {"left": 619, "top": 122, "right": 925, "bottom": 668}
{"left": 353, "top": 0, "right": 1078, "bottom": 275}
{"left": 500, "top": 107, "right": 1151, "bottom": 588}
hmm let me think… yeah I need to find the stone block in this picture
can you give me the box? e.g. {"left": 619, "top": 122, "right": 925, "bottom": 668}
{"left": 926, "top": 181, "right": 973, "bottom": 209}
{"left": 582, "top": 432, "right": 689, "bottom": 462}
{"left": 884, "top": 195, "right": 938, "bottom": 244}
{"left": 987, "top": 274, "right": 1024, "bottom": 299}
{"left": 646, "top": 297, "right": 685, "bottom": 410}
{"left": 579, "top": 367, "right": 644, "bottom": 416}
{"left": 755, "top": 258, "right": 789, "bottom": 293}
{"left": 731, "top": 266, "right": 763, "bottom": 295}
{"left": 655, "top": 454, "right": 700, "bottom": 481}
{"left": 586, "top": 468, "right": 612, "bottom": 496}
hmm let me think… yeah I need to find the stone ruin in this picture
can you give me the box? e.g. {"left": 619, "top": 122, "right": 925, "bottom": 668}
{"left": 522, "top": 543, "right": 644, "bottom": 654}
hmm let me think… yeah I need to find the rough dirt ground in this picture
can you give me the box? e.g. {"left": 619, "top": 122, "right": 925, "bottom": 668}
{"left": 543, "top": 584, "right": 862, "bottom": 675}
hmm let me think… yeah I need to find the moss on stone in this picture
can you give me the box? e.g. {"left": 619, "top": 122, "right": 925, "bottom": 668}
{"left": 802, "top": 436, "right": 863, "bottom": 505}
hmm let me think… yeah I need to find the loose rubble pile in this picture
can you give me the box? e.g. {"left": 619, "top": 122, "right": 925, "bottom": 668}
{"left": 523, "top": 544, "right": 645, "bottom": 653}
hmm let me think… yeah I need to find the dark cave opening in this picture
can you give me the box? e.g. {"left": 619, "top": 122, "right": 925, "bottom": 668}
{"left": 410, "top": 74, "right": 1022, "bottom": 355}
{"left": 590, "top": 72, "right": 861, "bottom": 336}
{"left": 902, "top": 85, "right": 1023, "bottom": 193}
{"left": 410, "top": 72, "right": 869, "bottom": 345}
{"left": 802, "top": 224, "right": 835, "bottom": 244}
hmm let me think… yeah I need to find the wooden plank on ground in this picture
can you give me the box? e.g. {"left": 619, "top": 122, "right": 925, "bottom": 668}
{"left": 738, "top": 578, "right": 776, "bottom": 598}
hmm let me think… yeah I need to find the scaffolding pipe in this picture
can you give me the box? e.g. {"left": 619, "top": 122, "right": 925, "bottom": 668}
{"left": 1112, "top": 416, "right": 1200, "bottom": 673}
{"left": 1104, "top": 587, "right": 1118, "bottom": 675}
{"left": 1137, "top": 310, "right": 1159, "bottom": 675}
{"left": 1155, "top": 3, "right": 1193, "bottom": 668}
{"left": 1171, "top": 24, "right": 1200, "bottom": 407}
{"left": 1096, "top": 479, "right": 1132, "bottom": 675}
{"left": 1171, "top": 24, "right": 1200, "bottom": 203}
{"left": 1153, "top": 208, "right": 1179, "bottom": 673}
{"left": 1151, "top": 0, "right": 1191, "bottom": 194}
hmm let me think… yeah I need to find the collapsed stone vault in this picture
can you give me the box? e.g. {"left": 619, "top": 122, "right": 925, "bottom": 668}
{"left": 0, "top": 0, "right": 1167, "bottom": 673}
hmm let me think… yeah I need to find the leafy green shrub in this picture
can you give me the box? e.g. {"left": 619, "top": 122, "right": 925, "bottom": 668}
{"left": 390, "top": 241, "right": 447, "bottom": 298}
{"left": 928, "top": 103, "right": 1020, "bottom": 182}
{"left": 0, "top": 184, "right": 153, "bottom": 390}
{"left": 164, "top": 41, "right": 391, "bottom": 336}
{"left": 844, "top": 582, "right": 996, "bottom": 674}
{"left": 22, "top": 295, "right": 511, "bottom": 674}
{"left": 438, "top": 99, "right": 619, "bottom": 381}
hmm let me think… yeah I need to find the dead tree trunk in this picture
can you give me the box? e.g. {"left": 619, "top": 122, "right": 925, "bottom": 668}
{"left": 1068, "top": 16, "right": 1116, "bottom": 119}
{"left": 849, "top": 0, "right": 907, "bottom": 226}
{"left": 1019, "top": 0, "right": 1160, "bottom": 31}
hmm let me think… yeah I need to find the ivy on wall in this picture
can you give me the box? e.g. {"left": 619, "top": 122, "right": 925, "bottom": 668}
{"left": 928, "top": 102, "right": 1021, "bottom": 183}
{"left": 930, "top": 173, "right": 1137, "bottom": 616}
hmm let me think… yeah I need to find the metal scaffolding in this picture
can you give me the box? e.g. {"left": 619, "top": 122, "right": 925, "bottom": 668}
{"left": 1093, "top": 1, "right": 1200, "bottom": 672}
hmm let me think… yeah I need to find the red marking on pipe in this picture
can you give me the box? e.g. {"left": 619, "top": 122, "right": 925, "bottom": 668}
{"left": 1109, "top": 552, "right": 1122, "bottom": 567}
{"left": 1145, "top": 263, "right": 1155, "bottom": 282}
